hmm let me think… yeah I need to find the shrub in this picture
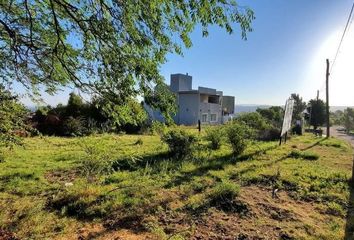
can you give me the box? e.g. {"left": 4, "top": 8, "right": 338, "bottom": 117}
{"left": 259, "top": 127, "right": 281, "bottom": 141}
{"left": 161, "top": 129, "right": 197, "bottom": 159}
{"left": 62, "top": 117, "right": 87, "bottom": 137}
{"left": 225, "top": 122, "right": 252, "bottom": 156}
{"left": 236, "top": 112, "right": 270, "bottom": 131}
{"left": 292, "top": 124, "right": 302, "bottom": 135}
{"left": 208, "top": 181, "right": 240, "bottom": 203}
{"left": 150, "top": 121, "right": 167, "bottom": 136}
{"left": 301, "top": 151, "right": 319, "bottom": 160}
{"left": 205, "top": 127, "right": 224, "bottom": 150}
{"left": 289, "top": 150, "right": 319, "bottom": 160}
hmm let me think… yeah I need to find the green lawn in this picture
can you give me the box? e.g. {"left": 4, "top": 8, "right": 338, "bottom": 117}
{"left": 0, "top": 130, "right": 353, "bottom": 239}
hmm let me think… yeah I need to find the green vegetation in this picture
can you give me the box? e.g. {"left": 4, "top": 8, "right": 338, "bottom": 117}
{"left": 0, "top": 1, "right": 254, "bottom": 120}
{"left": 306, "top": 99, "right": 327, "bottom": 129}
{"left": 205, "top": 127, "right": 224, "bottom": 150}
{"left": 343, "top": 108, "right": 354, "bottom": 133}
{"left": 288, "top": 150, "right": 320, "bottom": 160}
{"left": 0, "top": 127, "right": 352, "bottom": 239}
{"left": 226, "top": 122, "right": 253, "bottom": 156}
{"left": 0, "top": 85, "right": 30, "bottom": 148}
{"left": 161, "top": 129, "right": 197, "bottom": 159}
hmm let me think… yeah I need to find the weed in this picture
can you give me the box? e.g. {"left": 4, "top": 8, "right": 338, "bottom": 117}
{"left": 79, "top": 142, "right": 113, "bottom": 178}
{"left": 135, "top": 138, "right": 143, "bottom": 145}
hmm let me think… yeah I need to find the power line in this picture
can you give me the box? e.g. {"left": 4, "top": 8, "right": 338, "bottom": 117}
{"left": 330, "top": 1, "right": 354, "bottom": 74}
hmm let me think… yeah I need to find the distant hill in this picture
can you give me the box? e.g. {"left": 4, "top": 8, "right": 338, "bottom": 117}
{"left": 235, "top": 105, "right": 353, "bottom": 115}
{"left": 330, "top": 106, "right": 354, "bottom": 112}
{"left": 235, "top": 104, "right": 273, "bottom": 115}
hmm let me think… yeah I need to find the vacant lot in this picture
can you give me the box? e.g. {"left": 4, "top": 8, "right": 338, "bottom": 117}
{"left": 0, "top": 130, "right": 353, "bottom": 239}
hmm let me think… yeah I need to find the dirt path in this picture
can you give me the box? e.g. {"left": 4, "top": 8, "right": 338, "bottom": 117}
{"left": 330, "top": 126, "right": 354, "bottom": 147}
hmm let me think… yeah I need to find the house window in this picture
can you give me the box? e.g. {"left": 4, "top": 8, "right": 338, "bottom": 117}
{"left": 210, "top": 114, "right": 217, "bottom": 122}
{"left": 201, "top": 114, "right": 208, "bottom": 122}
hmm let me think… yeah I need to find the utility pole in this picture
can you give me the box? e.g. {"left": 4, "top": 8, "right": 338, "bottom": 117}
{"left": 316, "top": 90, "right": 319, "bottom": 100}
{"left": 326, "top": 59, "right": 330, "bottom": 138}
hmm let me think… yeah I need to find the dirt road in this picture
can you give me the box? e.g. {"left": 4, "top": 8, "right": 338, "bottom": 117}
{"left": 330, "top": 126, "right": 354, "bottom": 148}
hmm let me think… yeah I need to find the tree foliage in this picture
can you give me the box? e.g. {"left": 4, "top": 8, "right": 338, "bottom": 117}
{"left": 306, "top": 99, "right": 326, "bottom": 129}
{"left": 0, "top": 85, "right": 29, "bottom": 147}
{"left": 330, "top": 110, "right": 344, "bottom": 126}
{"left": 343, "top": 108, "right": 354, "bottom": 133}
{"left": 0, "top": 0, "right": 254, "bottom": 116}
{"left": 256, "top": 106, "right": 283, "bottom": 128}
{"left": 291, "top": 93, "right": 306, "bottom": 122}
{"left": 33, "top": 92, "right": 147, "bottom": 136}
{"left": 144, "top": 82, "right": 177, "bottom": 125}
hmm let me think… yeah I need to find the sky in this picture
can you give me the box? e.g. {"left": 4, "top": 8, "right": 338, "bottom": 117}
{"left": 21, "top": 0, "right": 354, "bottom": 107}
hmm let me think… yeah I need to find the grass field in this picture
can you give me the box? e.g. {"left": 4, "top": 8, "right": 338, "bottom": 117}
{"left": 0, "top": 129, "right": 353, "bottom": 239}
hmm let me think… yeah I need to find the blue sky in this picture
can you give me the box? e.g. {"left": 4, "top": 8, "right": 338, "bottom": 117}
{"left": 21, "top": 0, "right": 354, "bottom": 106}
{"left": 160, "top": 0, "right": 354, "bottom": 106}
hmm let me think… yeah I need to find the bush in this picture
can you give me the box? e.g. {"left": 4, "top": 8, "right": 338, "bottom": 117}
{"left": 236, "top": 112, "right": 270, "bottom": 131}
{"left": 205, "top": 127, "right": 224, "bottom": 150}
{"left": 150, "top": 121, "right": 167, "bottom": 136}
{"left": 259, "top": 127, "right": 281, "bottom": 141}
{"left": 292, "top": 124, "right": 302, "bottom": 135}
{"left": 209, "top": 181, "right": 240, "bottom": 201}
{"left": 289, "top": 150, "right": 319, "bottom": 160}
{"left": 161, "top": 129, "right": 197, "bottom": 159}
{"left": 62, "top": 117, "right": 87, "bottom": 137}
{"left": 225, "top": 122, "right": 252, "bottom": 156}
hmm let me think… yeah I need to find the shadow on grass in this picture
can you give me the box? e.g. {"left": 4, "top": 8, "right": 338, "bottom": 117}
{"left": 345, "top": 156, "right": 354, "bottom": 240}
{"left": 165, "top": 144, "right": 281, "bottom": 189}
{"left": 300, "top": 138, "right": 326, "bottom": 151}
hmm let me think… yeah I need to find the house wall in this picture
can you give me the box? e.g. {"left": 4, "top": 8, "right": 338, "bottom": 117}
{"left": 176, "top": 93, "right": 200, "bottom": 125}
{"left": 170, "top": 74, "right": 192, "bottom": 92}
{"left": 199, "top": 102, "right": 222, "bottom": 124}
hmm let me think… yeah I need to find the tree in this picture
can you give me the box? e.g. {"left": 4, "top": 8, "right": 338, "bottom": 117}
{"left": 144, "top": 82, "right": 177, "bottom": 125}
{"left": 330, "top": 110, "right": 344, "bottom": 126}
{"left": 256, "top": 106, "right": 283, "bottom": 128}
{"left": 343, "top": 108, "right": 354, "bottom": 133}
{"left": 0, "top": 1, "right": 254, "bottom": 117}
{"left": 291, "top": 93, "right": 306, "bottom": 122}
{"left": 306, "top": 99, "right": 326, "bottom": 130}
{"left": 0, "top": 85, "right": 29, "bottom": 147}
{"left": 66, "top": 92, "right": 85, "bottom": 117}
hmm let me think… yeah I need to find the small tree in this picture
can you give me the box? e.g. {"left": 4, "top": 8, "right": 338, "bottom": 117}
{"left": 291, "top": 93, "right": 307, "bottom": 123}
{"left": 0, "top": 85, "right": 29, "bottom": 147}
{"left": 306, "top": 99, "right": 326, "bottom": 130}
{"left": 66, "top": 92, "right": 85, "bottom": 118}
{"left": 343, "top": 108, "right": 354, "bottom": 133}
{"left": 205, "top": 127, "right": 224, "bottom": 150}
{"left": 226, "top": 122, "right": 253, "bottom": 156}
